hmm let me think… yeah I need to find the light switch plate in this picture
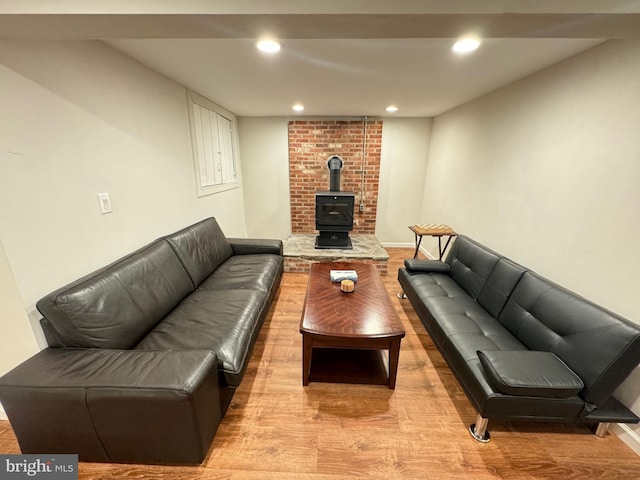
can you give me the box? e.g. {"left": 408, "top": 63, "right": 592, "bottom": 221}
{"left": 97, "top": 193, "right": 113, "bottom": 214}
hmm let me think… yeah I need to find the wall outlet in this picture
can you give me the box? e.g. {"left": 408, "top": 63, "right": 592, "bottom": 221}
{"left": 359, "top": 203, "right": 365, "bottom": 212}
{"left": 97, "top": 193, "right": 113, "bottom": 214}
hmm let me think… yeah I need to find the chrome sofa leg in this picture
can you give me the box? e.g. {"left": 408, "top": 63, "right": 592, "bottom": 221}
{"left": 594, "top": 422, "right": 610, "bottom": 438}
{"left": 469, "top": 414, "right": 491, "bottom": 442}
{"left": 396, "top": 290, "right": 407, "bottom": 299}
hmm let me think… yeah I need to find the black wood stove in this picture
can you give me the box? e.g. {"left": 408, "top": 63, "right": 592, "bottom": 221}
{"left": 315, "top": 156, "right": 355, "bottom": 249}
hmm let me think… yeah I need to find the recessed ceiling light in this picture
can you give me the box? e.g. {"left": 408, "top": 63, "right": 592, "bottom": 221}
{"left": 256, "top": 39, "right": 281, "bottom": 54}
{"left": 292, "top": 104, "right": 304, "bottom": 112}
{"left": 452, "top": 37, "right": 481, "bottom": 54}
{"left": 385, "top": 105, "right": 398, "bottom": 113}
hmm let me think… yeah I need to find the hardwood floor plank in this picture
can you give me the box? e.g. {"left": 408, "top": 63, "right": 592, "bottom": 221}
{"left": 1, "top": 247, "right": 640, "bottom": 478}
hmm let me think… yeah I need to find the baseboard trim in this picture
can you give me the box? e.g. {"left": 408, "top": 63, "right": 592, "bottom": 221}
{"left": 380, "top": 242, "right": 414, "bottom": 248}
{"left": 612, "top": 423, "right": 640, "bottom": 455}
{"left": 0, "top": 404, "right": 7, "bottom": 421}
{"left": 420, "top": 247, "right": 436, "bottom": 259}
{"left": 380, "top": 242, "right": 436, "bottom": 260}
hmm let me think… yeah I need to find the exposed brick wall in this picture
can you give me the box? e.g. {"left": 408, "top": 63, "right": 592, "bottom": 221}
{"left": 288, "top": 120, "right": 382, "bottom": 234}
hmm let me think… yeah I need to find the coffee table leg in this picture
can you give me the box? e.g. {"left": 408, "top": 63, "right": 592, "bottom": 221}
{"left": 302, "top": 334, "right": 312, "bottom": 386}
{"left": 388, "top": 338, "right": 401, "bottom": 389}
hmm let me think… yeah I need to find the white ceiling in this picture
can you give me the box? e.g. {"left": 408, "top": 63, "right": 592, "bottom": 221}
{"left": 3, "top": 1, "right": 640, "bottom": 117}
{"left": 106, "top": 38, "right": 602, "bottom": 117}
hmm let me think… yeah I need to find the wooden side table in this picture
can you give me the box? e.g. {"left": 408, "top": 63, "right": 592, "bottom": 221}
{"left": 409, "top": 224, "right": 457, "bottom": 260}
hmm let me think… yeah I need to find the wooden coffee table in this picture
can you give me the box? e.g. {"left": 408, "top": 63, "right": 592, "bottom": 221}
{"left": 300, "top": 262, "right": 405, "bottom": 389}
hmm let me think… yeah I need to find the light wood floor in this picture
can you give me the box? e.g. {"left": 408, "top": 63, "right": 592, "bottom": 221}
{"left": 2, "top": 248, "right": 640, "bottom": 479}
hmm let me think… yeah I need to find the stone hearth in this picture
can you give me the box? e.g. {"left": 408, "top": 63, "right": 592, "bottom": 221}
{"left": 284, "top": 234, "right": 389, "bottom": 274}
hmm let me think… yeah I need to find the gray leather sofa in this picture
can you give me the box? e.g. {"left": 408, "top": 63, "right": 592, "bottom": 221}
{"left": 398, "top": 235, "right": 640, "bottom": 441}
{"left": 0, "top": 217, "right": 283, "bottom": 464}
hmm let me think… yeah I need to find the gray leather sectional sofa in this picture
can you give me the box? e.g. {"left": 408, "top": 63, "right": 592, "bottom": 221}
{"left": 0, "top": 217, "right": 283, "bottom": 464}
{"left": 398, "top": 235, "right": 640, "bottom": 441}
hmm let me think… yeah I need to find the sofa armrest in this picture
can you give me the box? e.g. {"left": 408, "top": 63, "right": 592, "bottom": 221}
{"left": 0, "top": 348, "right": 216, "bottom": 390}
{"left": 477, "top": 350, "right": 584, "bottom": 399}
{"left": 0, "top": 348, "right": 221, "bottom": 464}
{"left": 228, "top": 238, "right": 283, "bottom": 256}
{"left": 404, "top": 258, "right": 451, "bottom": 273}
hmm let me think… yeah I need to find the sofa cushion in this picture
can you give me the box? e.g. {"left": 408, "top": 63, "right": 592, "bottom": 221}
{"left": 426, "top": 296, "right": 523, "bottom": 349}
{"left": 404, "top": 271, "right": 471, "bottom": 302}
{"left": 198, "top": 254, "right": 283, "bottom": 293}
{"left": 477, "top": 350, "right": 584, "bottom": 398}
{"left": 498, "top": 272, "right": 640, "bottom": 405}
{"left": 445, "top": 331, "right": 526, "bottom": 364}
{"left": 445, "top": 236, "right": 501, "bottom": 300}
{"left": 135, "top": 289, "right": 269, "bottom": 387}
{"left": 477, "top": 257, "right": 527, "bottom": 318}
{"left": 164, "top": 217, "right": 233, "bottom": 288}
{"left": 36, "top": 240, "right": 193, "bottom": 349}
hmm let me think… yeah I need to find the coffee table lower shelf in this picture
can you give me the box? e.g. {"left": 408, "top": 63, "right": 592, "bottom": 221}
{"left": 307, "top": 347, "right": 391, "bottom": 386}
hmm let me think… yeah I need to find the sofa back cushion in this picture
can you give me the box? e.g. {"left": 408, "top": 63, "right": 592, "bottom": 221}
{"left": 36, "top": 240, "right": 193, "bottom": 349}
{"left": 164, "top": 217, "right": 233, "bottom": 288}
{"left": 445, "top": 236, "right": 501, "bottom": 300}
{"left": 477, "top": 258, "right": 527, "bottom": 318}
{"left": 497, "top": 272, "right": 640, "bottom": 405}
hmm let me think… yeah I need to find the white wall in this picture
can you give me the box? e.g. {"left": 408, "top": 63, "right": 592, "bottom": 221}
{"left": 0, "top": 241, "right": 39, "bottom": 419}
{"left": 238, "top": 117, "right": 291, "bottom": 240}
{"left": 377, "top": 118, "right": 432, "bottom": 245}
{"left": 423, "top": 39, "right": 640, "bottom": 436}
{"left": 0, "top": 39, "right": 247, "bottom": 354}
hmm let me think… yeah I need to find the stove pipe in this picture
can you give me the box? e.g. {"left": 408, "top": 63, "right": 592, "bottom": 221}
{"left": 327, "top": 155, "right": 343, "bottom": 192}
